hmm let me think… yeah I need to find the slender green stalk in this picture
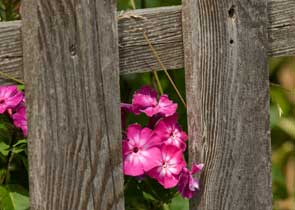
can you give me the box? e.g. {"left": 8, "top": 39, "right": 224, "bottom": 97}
{"left": 143, "top": 32, "right": 187, "bottom": 108}
{"left": 0, "top": 70, "right": 24, "bottom": 84}
{"left": 153, "top": 70, "right": 163, "bottom": 95}
{"left": 130, "top": 0, "right": 136, "bottom": 9}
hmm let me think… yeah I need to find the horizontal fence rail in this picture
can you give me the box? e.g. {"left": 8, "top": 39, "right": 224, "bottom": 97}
{"left": 0, "top": 1, "right": 295, "bottom": 85}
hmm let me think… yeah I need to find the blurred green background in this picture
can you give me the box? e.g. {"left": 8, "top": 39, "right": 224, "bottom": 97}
{"left": 1, "top": 0, "right": 294, "bottom": 210}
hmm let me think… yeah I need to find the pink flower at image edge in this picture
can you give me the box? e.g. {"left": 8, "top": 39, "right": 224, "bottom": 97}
{"left": 0, "top": 86, "right": 23, "bottom": 114}
{"left": 178, "top": 163, "right": 204, "bottom": 199}
{"left": 12, "top": 104, "right": 28, "bottom": 137}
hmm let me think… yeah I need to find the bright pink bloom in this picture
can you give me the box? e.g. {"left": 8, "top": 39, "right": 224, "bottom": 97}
{"left": 132, "top": 86, "right": 177, "bottom": 117}
{"left": 123, "top": 124, "right": 162, "bottom": 176}
{"left": 12, "top": 104, "right": 28, "bottom": 137}
{"left": 132, "top": 86, "right": 158, "bottom": 114}
{"left": 0, "top": 86, "right": 23, "bottom": 114}
{"left": 178, "top": 163, "right": 204, "bottom": 199}
{"left": 148, "top": 145, "right": 186, "bottom": 189}
{"left": 154, "top": 114, "right": 188, "bottom": 150}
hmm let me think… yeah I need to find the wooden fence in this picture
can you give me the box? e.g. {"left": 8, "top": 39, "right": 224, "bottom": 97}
{"left": 0, "top": 0, "right": 295, "bottom": 209}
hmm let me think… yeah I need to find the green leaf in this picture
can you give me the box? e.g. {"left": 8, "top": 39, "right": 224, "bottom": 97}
{"left": 0, "top": 185, "right": 29, "bottom": 210}
{"left": 277, "top": 118, "right": 295, "bottom": 139}
{"left": 16, "top": 85, "right": 24, "bottom": 92}
{"left": 12, "top": 140, "right": 27, "bottom": 154}
{"left": 0, "top": 142, "right": 10, "bottom": 156}
{"left": 168, "top": 194, "right": 189, "bottom": 210}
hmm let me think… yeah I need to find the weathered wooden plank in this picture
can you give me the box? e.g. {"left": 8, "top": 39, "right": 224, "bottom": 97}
{"left": 268, "top": 0, "right": 295, "bottom": 57}
{"left": 0, "top": 20, "right": 23, "bottom": 85}
{"left": 182, "top": 0, "right": 272, "bottom": 210}
{"left": 22, "top": 0, "right": 124, "bottom": 210}
{"left": 1, "top": 0, "right": 295, "bottom": 85}
{"left": 118, "top": 6, "right": 183, "bottom": 74}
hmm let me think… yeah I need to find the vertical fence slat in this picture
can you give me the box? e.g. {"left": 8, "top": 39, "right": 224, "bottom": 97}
{"left": 21, "top": 0, "right": 124, "bottom": 209}
{"left": 182, "top": 0, "right": 272, "bottom": 209}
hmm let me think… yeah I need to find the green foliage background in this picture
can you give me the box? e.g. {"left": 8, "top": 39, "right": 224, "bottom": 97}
{"left": 0, "top": 0, "right": 294, "bottom": 210}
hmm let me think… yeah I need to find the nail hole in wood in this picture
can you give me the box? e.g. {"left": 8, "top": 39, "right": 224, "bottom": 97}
{"left": 230, "top": 39, "right": 234, "bottom": 44}
{"left": 228, "top": 5, "right": 236, "bottom": 18}
{"left": 69, "top": 44, "right": 76, "bottom": 56}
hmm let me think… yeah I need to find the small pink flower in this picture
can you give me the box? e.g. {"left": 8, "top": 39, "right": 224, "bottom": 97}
{"left": 0, "top": 86, "right": 23, "bottom": 114}
{"left": 12, "top": 103, "right": 28, "bottom": 137}
{"left": 132, "top": 86, "right": 158, "bottom": 114}
{"left": 154, "top": 114, "right": 188, "bottom": 150}
{"left": 123, "top": 124, "right": 162, "bottom": 176}
{"left": 148, "top": 145, "right": 186, "bottom": 189}
{"left": 132, "top": 86, "right": 177, "bottom": 117}
{"left": 178, "top": 163, "right": 204, "bottom": 199}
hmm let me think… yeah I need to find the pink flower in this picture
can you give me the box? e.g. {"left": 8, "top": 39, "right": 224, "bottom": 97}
{"left": 178, "top": 163, "right": 204, "bottom": 199}
{"left": 123, "top": 124, "right": 162, "bottom": 176}
{"left": 0, "top": 86, "right": 23, "bottom": 114}
{"left": 132, "top": 86, "right": 177, "bottom": 117}
{"left": 148, "top": 145, "right": 186, "bottom": 189}
{"left": 154, "top": 114, "right": 188, "bottom": 150}
{"left": 12, "top": 103, "right": 28, "bottom": 137}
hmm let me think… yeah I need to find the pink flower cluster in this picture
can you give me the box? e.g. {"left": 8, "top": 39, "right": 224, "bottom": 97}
{"left": 0, "top": 86, "right": 27, "bottom": 137}
{"left": 121, "top": 86, "right": 203, "bottom": 199}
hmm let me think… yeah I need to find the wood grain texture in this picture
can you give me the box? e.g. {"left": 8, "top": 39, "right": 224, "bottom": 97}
{"left": 0, "top": 20, "right": 23, "bottom": 85}
{"left": 21, "top": 0, "right": 124, "bottom": 210}
{"left": 1, "top": 0, "right": 295, "bottom": 85}
{"left": 268, "top": 0, "right": 295, "bottom": 57}
{"left": 182, "top": 0, "right": 272, "bottom": 210}
{"left": 118, "top": 6, "right": 183, "bottom": 74}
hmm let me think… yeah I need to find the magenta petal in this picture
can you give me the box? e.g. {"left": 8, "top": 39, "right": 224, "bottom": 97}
{"left": 161, "top": 145, "right": 182, "bottom": 161}
{"left": 141, "top": 147, "right": 162, "bottom": 171}
{"left": 0, "top": 106, "right": 7, "bottom": 114}
{"left": 126, "top": 124, "right": 142, "bottom": 143}
{"left": 132, "top": 86, "right": 158, "bottom": 108}
{"left": 5, "top": 91, "right": 23, "bottom": 107}
{"left": 161, "top": 174, "right": 179, "bottom": 189}
{"left": 121, "top": 103, "right": 133, "bottom": 112}
{"left": 157, "top": 95, "right": 177, "bottom": 117}
{"left": 140, "top": 128, "right": 154, "bottom": 143}
{"left": 191, "top": 163, "right": 204, "bottom": 174}
{"left": 142, "top": 106, "right": 158, "bottom": 117}
{"left": 0, "top": 86, "right": 24, "bottom": 113}
{"left": 12, "top": 104, "right": 27, "bottom": 137}
{"left": 123, "top": 153, "right": 145, "bottom": 176}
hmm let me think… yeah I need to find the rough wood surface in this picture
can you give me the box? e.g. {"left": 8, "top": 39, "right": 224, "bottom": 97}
{"left": 118, "top": 6, "right": 183, "bottom": 74}
{"left": 1, "top": 0, "right": 295, "bottom": 85}
{"left": 268, "top": 0, "right": 295, "bottom": 57}
{"left": 0, "top": 20, "right": 23, "bottom": 85}
{"left": 182, "top": 0, "right": 272, "bottom": 210}
{"left": 21, "top": 0, "right": 124, "bottom": 210}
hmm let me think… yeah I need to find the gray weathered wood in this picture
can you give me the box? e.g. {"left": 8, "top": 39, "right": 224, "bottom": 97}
{"left": 182, "top": 0, "right": 272, "bottom": 209}
{"left": 268, "top": 0, "right": 295, "bottom": 57}
{"left": 21, "top": 0, "right": 124, "bottom": 210}
{"left": 118, "top": 6, "right": 183, "bottom": 74}
{"left": 1, "top": 0, "right": 295, "bottom": 85}
{"left": 0, "top": 20, "right": 23, "bottom": 85}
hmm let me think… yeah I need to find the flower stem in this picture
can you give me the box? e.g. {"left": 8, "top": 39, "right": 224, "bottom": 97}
{"left": 0, "top": 70, "right": 24, "bottom": 84}
{"left": 130, "top": 0, "right": 136, "bottom": 9}
{"left": 143, "top": 32, "right": 187, "bottom": 108}
{"left": 153, "top": 70, "right": 163, "bottom": 95}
